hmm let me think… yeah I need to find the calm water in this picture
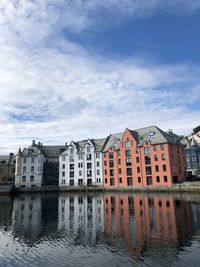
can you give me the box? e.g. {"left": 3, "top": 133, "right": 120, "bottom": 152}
{"left": 0, "top": 192, "right": 200, "bottom": 267}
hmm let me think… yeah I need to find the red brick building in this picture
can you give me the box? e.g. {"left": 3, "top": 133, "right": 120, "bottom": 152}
{"left": 103, "top": 126, "right": 186, "bottom": 187}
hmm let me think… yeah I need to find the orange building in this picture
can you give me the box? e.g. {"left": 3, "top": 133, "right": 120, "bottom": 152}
{"left": 103, "top": 126, "right": 186, "bottom": 187}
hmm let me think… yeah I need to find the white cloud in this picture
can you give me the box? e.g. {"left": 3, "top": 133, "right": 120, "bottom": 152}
{"left": 0, "top": 0, "right": 199, "bottom": 154}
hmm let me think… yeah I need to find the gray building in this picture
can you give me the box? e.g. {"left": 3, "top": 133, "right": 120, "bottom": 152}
{"left": 0, "top": 153, "right": 15, "bottom": 182}
{"left": 181, "top": 137, "right": 200, "bottom": 176}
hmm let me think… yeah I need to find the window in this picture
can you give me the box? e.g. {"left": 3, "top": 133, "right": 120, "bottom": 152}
{"left": 23, "top": 158, "right": 27, "bottom": 164}
{"left": 78, "top": 153, "right": 83, "bottom": 160}
{"left": 109, "top": 160, "right": 114, "bottom": 168}
{"left": 87, "top": 170, "right": 92, "bottom": 177}
{"left": 87, "top": 154, "right": 92, "bottom": 160}
{"left": 154, "top": 154, "right": 158, "bottom": 161}
{"left": 146, "top": 132, "right": 155, "bottom": 141}
{"left": 161, "top": 153, "right": 166, "bottom": 160}
{"left": 70, "top": 180, "right": 74, "bottom": 186}
{"left": 110, "top": 169, "right": 114, "bottom": 177}
{"left": 126, "top": 168, "right": 132, "bottom": 176}
{"left": 62, "top": 164, "right": 65, "bottom": 169}
{"left": 104, "top": 160, "right": 107, "bottom": 166}
{"left": 70, "top": 164, "right": 74, "bottom": 170}
{"left": 105, "top": 169, "right": 107, "bottom": 175}
{"left": 164, "top": 176, "right": 168, "bottom": 182}
{"left": 153, "top": 145, "right": 157, "bottom": 151}
{"left": 127, "top": 177, "right": 133, "bottom": 186}
{"left": 119, "top": 168, "right": 122, "bottom": 174}
{"left": 104, "top": 153, "right": 106, "bottom": 158}
{"left": 22, "top": 176, "right": 26, "bottom": 182}
{"left": 23, "top": 166, "right": 26, "bottom": 173}
{"left": 62, "top": 171, "right": 65, "bottom": 177}
{"left": 79, "top": 170, "right": 82, "bottom": 176}
{"left": 87, "top": 146, "right": 91, "bottom": 153}
{"left": 156, "top": 176, "right": 160, "bottom": 182}
{"left": 144, "top": 147, "right": 150, "bottom": 154}
{"left": 155, "top": 165, "right": 159, "bottom": 172}
{"left": 87, "top": 163, "right": 92, "bottom": 169}
{"left": 78, "top": 162, "right": 83, "bottom": 168}
{"left": 125, "top": 141, "right": 131, "bottom": 148}
{"left": 70, "top": 148, "right": 74, "bottom": 154}
{"left": 62, "top": 155, "right": 66, "bottom": 161}
{"left": 97, "top": 170, "right": 100, "bottom": 175}
{"left": 119, "top": 177, "right": 122, "bottom": 183}
{"left": 125, "top": 150, "right": 131, "bottom": 157}
{"left": 136, "top": 157, "right": 139, "bottom": 163}
{"left": 163, "top": 164, "right": 167, "bottom": 171}
{"left": 105, "top": 178, "right": 107, "bottom": 184}
{"left": 70, "top": 171, "right": 74, "bottom": 178}
{"left": 137, "top": 167, "right": 140, "bottom": 173}
{"left": 138, "top": 177, "right": 141, "bottom": 183}
{"left": 62, "top": 179, "right": 65, "bottom": 184}
{"left": 109, "top": 152, "right": 113, "bottom": 159}
{"left": 96, "top": 152, "right": 100, "bottom": 158}
{"left": 145, "top": 156, "right": 151, "bottom": 165}
{"left": 31, "top": 158, "right": 35, "bottom": 164}
{"left": 30, "top": 175, "right": 34, "bottom": 182}
{"left": 69, "top": 155, "right": 74, "bottom": 162}
{"left": 78, "top": 179, "right": 83, "bottom": 186}
{"left": 136, "top": 147, "right": 139, "bottom": 154}
{"left": 97, "top": 161, "right": 100, "bottom": 167}
{"left": 118, "top": 159, "right": 121, "bottom": 165}
{"left": 126, "top": 158, "right": 132, "bottom": 166}
{"left": 146, "top": 166, "right": 152, "bottom": 175}
{"left": 160, "top": 145, "right": 165, "bottom": 150}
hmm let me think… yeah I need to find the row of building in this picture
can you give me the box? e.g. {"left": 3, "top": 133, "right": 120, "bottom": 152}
{"left": 1, "top": 125, "right": 200, "bottom": 188}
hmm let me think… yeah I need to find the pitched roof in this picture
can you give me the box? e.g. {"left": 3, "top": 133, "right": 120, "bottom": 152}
{"left": 103, "top": 132, "right": 124, "bottom": 152}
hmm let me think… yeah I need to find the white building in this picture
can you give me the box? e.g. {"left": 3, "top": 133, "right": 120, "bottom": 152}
{"left": 15, "top": 140, "right": 66, "bottom": 188}
{"left": 59, "top": 138, "right": 107, "bottom": 187}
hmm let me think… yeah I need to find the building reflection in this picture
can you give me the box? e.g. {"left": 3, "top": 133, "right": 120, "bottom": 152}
{"left": 58, "top": 193, "right": 104, "bottom": 244}
{"left": 12, "top": 194, "right": 58, "bottom": 243}
{"left": 104, "top": 193, "right": 193, "bottom": 259}
{"left": 0, "top": 195, "right": 13, "bottom": 227}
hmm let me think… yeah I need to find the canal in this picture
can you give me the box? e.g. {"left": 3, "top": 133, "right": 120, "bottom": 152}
{"left": 0, "top": 192, "right": 200, "bottom": 266}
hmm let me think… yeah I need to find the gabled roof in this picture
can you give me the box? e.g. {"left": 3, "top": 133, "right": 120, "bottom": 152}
{"left": 131, "top": 125, "right": 182, "bottom": 146}
{"left": 103, "top": 132, "right": 124, "bottom": 152}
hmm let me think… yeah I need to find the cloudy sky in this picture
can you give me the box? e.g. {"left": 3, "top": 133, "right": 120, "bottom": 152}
{"left": 0, "top": 0, "right": 200, "bottom": 154}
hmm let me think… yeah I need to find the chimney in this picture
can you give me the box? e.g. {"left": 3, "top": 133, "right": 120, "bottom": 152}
{"left": 32, "top": 140, "right": 36, "bottom": 146}
{"left": 65, "top": 142, "right": 68, "bottom": 146}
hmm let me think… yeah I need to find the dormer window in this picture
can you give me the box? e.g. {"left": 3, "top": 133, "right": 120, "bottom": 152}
{"left": 125, "top": 141, "right": 131, "bottom": 148}
{"left": 146, "top": 132, "right": 155, "bottom": 142}
{"left": 87, "top": 146, "right": 91, "bottom": 153}
{"left": 28, "top": 149, "right": 33, "bottom": 155}
{"left": 70, "top": 148, "right": 74, "bottom": 154}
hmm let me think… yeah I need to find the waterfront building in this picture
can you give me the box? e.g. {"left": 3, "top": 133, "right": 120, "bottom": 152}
{"left": 181, "top": 136, "right": 200, "bottom": 176}
{"left": 103, "top": 126, "right": 186, "bottom": 187}
{"left": 15, "top": 140, "right": 66, "bottom": 188}
{"left": 0, "top": 153, "right": 15, "bottom": 182}
{"left": 59, "top": 138, "right": 107, "bottom": 187}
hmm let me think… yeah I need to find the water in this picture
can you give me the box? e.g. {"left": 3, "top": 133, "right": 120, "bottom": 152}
{"left": 0, "top": 192, "right": 200, "bottom": 267}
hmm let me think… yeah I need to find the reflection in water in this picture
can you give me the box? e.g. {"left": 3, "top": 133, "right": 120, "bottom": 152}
{"left": 0, "top": 193, "right": 200, "bottom": 266}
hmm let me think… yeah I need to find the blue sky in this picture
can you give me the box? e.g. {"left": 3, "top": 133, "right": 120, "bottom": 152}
{"left": 0, "top": 0, "right": 200, "bottom": 153}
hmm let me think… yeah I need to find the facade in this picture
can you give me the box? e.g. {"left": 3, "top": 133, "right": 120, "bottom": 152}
{"left": 181, "top": 136, "right": 200, "bottom": 176}
{"left": 59, "top": 138, "right": 107, "bottom": 187}
{"left": 0, "top": 153, "right": 15, "bottom": 182}
{"left": 103, "top": 126, "right": 186, "bottom": 187}
{"left": 15, "top": 140, "right": 66, "bottom": 188}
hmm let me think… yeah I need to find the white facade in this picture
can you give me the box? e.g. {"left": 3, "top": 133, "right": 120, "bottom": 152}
{"left": 59, "top": 139, "right": 105, "bottom": 187}
{"left": 15, "top": 147, "right": 44, "bottom": 188}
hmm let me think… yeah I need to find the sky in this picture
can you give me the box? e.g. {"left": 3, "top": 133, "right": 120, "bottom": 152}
{"left": 0, "top": 0, "right": 200, "bottom": 154}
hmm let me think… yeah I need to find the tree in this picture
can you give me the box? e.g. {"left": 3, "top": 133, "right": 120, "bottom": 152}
{"left": 193, "top": 125, "right": 200, "bottom": 134}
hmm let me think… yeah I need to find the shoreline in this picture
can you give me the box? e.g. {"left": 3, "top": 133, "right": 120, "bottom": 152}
{"left": 1, "top": 182, "right": 200, "bottom": 195}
